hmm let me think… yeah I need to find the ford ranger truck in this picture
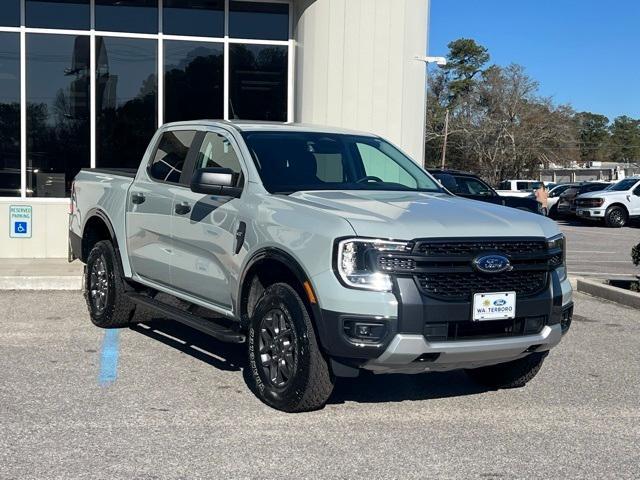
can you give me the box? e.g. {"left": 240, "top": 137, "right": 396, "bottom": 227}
{"left": 69, "top": 121, "right": 574, "bottom": 413}
{"left": 575, "top": 176, "right": 640, "bottom": 227}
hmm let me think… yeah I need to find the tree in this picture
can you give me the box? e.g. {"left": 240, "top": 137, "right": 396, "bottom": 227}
{"left": 575, "top": 112, "right": 610, "bottom": 163}
{"left": 608, "top": 116, "right": 640, "bottom": 163}
{"left": 442, "top": 38, "right": 490, "bottom": 104}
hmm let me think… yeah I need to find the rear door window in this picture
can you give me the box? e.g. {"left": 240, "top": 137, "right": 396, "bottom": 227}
{"left": 148, "top": 130, "right": 197, "bottom": 184}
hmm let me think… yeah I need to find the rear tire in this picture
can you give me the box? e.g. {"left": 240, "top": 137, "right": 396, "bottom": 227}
{"left": 604, "top": 206, "right": 628, "bottom": 228}
{"left": 248, "top": 282, "right": 334, "bottom": 412}
{"left": 465, "top": 352, "right": 548, "bottom": 389}
{"left": 85, "top": 240, "right": 136, "bottom": 328}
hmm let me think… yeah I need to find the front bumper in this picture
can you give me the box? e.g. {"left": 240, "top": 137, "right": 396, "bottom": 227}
{"left": 316, "top": 270, "right": 573, "bottom": 375}
{"left": 576, "top": 208, "right": 605, "bottom": 219}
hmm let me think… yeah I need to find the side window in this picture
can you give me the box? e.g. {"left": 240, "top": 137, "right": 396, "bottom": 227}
{"left": 149, "top": 130, "right": 196, "bottom": 183}
{"left": 516, "top": 182, "right": 529, "bottom": 191}
{"left": 634, "top": 183, "right": 640, "bottom": 196}
{"left": 457, "top": 177, "right": 493, "bottom": 195}
{"left": 195, "top": 132, "right": 243, "bottom": 186}
{"left": 356, "top": 143, "right": 418, "bottom": 189}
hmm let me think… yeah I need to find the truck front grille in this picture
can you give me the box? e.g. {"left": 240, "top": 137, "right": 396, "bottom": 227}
{"left": 415, "top": 240, "right": 547, "bottom": 257}
{"left": 415, "top": 271, "right": 547, "bottom": 300}
{"left": 424, "top": 316, "right": 547, "bottom": 341}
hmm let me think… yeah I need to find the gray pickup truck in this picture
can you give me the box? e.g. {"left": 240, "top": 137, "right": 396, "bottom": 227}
{"left": 69, "top": 121, "right": 573, "bottom": 412}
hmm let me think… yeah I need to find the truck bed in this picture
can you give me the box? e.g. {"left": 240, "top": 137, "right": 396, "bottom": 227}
{"left": 81, "top": 168, "right": 138, "bottom": 179}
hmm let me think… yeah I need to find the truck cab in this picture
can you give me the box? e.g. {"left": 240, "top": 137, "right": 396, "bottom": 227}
{"left": 70, "top": 121, "right": 573, "bottom": 412}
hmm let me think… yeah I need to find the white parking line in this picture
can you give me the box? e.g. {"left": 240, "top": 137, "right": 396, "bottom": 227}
{"left": 568, "top": 251, "right": 615, "bottom": 254}
{"left": 571, "top": 272, "right": 636, "bottom": 276}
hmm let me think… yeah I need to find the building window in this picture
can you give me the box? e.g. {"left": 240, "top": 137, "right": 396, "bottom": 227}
{"left": 229, "top": 44, "right": 288, "bottom": 121}
{"left": 26, "top": 0, "right": 90, "bottom": 30}
{"left": 26, "top": 34, "right": 90, "bottom": 198}
{"left": 229, "top": 1, "right": 289, "bottom": 41}
{"left": 0, "top": 33, "right": 21, "bottom": 198}
{"left": 95, "top": 0, "right": 158, "bottom": 34}
{"left": 163, "top": 0, "right": 225, "bottom": 38}
{"left": 96, "top": 37, "right": 158, "bottom": 169}
{"left": 164, "top": 40, "right": 224, "bottom": 123}
{"left": 0, "top": 1, "right": 20, "bottom": 27}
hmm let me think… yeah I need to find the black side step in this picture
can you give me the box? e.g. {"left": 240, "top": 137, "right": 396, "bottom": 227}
{"left": 127, "top": 293, "right": 246, "bottom": 344}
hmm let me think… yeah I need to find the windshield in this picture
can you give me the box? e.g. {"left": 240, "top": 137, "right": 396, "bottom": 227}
{"left": 241, "top": 132, "right": 444, "bottom": 194}
{"left": 608, "top": 179, "right": 639, "bottom": 192}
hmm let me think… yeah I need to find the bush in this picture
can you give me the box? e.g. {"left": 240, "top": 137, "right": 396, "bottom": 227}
{"left": 633, "top": 243, "right": 640, "bottom": 267}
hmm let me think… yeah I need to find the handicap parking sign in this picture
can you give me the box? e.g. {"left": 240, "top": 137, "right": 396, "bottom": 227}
{"left": 10, "top": 206, "right": 32, "bottom": 238}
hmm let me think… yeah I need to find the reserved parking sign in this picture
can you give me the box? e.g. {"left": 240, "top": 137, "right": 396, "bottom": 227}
{"left": 10, "top": 205, "right": 32, "bottom": 238}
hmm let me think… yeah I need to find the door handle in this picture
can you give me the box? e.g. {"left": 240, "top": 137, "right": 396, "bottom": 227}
{"left": 131, "top": 192, "right": 145, "bottom": 205}
{"left": 175, "top": 202, "right": 192, "bottom": 215}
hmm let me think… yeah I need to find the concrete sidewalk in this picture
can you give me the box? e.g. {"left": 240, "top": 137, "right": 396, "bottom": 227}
{"left": 0, "top": 258, "right": 83, "bottom": 290}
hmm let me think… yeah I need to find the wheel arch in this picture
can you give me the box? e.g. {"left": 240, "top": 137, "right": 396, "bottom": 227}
{"left": 81, "top": 208, "right": 121, "bottom": 264}
{"left": 607, "top": 202, "right": 629, "bottom": 215}
{"left": 238, "top": 248, "right": 321, "bottom": 330}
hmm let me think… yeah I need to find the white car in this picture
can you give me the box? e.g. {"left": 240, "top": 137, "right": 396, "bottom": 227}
{"left": 496, "top": 180, "right": 554, "bottom": 198}
{"left": 575, "top": 177, "right": 640, "bottom": 227}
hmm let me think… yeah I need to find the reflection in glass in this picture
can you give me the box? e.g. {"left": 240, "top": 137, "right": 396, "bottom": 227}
{"left": 229, "top": 44, "right": 287, "bottom": 122}
{"left": 26, "top": 0, "right": 90, "bottom": 30}
{"left": 229, "top": 1, "right": 289, "bottom": 41}
{"left": 96, "top": 37, "right": 157, "bottom": 169}
{"left": 95, "top": 0, "right": 158, "bottom": 34}
{"left": 0, "top": 33, "right": 21, "bottom": 197}
{"left": 163, "top": 0, "right": 224, "bottom": 37}
{"left": 0, "top": 1, "right": 20, "bottom": 27}
{"left": 164, "top": 40, "right": 224, "bottom": 123}
{"left": 26, "top": 34, "right": 90, "bottom": 197}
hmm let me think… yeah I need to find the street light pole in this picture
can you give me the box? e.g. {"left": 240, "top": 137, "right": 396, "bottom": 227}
{"left": 441, "top": 108, "right": 449, "bottom": 169}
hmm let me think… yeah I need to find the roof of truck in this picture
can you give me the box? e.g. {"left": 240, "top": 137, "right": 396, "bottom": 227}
{"left": 162, "top": 120, "right": 378, "bottom": 137}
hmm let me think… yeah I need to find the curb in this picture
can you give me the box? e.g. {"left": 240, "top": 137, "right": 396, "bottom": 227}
{"left": 0, "top": 276, "right": 83, "bottom": 291}
{"left": 575, "top": 277, "right": 640, "bottom": 310}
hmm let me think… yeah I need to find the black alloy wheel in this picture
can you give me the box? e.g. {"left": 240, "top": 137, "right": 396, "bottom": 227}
{"left": 605, "top": 206, "right": 628, "bottom": 228}
{"left": 89, "top": 254, "right": 109, "bottom": 314}
{"left": 258, "top": 308, "right": 298, "bottom": 389}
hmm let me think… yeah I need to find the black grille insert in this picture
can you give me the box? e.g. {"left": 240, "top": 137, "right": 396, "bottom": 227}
{"left": 416, "top": 271, "right": 547, "bottom": 299}
{"left": 416, "top": 240, "right": 547, "bottom": 257}
{"left": 424, "top": 316, "right": 546, "bottom": 341}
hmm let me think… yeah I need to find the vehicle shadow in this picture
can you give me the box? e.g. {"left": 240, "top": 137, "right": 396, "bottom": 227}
{"left": 130, "top": 319, "right": 490, "bottom": 405}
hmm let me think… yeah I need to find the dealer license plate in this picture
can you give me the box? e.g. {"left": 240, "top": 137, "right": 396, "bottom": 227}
{"left": 473, "top": 292, "right": 516, "bottom": 321}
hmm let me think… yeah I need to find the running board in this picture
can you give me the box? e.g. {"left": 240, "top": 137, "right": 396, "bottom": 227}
{"left": 127, "top": 293, "right": 246, "bottom": 344}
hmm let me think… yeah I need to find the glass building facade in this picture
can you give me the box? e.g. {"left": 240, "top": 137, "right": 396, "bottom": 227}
{"left": 0, "top": 0, "right": 291, "bottom": 198}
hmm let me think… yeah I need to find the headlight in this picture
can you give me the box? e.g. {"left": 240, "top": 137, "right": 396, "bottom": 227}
{"left": 547, "top": 234, "right": 567, "bottom": 280}
{"left": 578, "top": 198, "right": 604, "bottom": 208}
{"left": 335, "top": 238, "right": 410, "bottom": 291}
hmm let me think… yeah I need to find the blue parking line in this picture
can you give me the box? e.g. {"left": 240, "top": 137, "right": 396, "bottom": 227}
{"left": 98, "top": 329, "right": 120, "bottom": 386}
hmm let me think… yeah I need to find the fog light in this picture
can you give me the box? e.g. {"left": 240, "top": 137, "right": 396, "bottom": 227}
{"left": 343, "top": 320, "right": 387, "bottom": 343}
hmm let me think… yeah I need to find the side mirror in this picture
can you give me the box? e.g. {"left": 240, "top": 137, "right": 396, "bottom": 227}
{"left": 190, "top": 168, "right": 242, "bottom": 198}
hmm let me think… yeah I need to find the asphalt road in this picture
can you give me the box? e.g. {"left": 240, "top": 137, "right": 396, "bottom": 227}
{"left": 1, "top": 290, "right": 639, "bottom": 479}
{"left": 558, "top": 219, "right": 639, "bottom": 278}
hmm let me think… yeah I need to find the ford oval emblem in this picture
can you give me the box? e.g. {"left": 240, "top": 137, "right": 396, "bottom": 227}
{"left": 473, "top": 254, "right": 512, "bottom": 274}
{"left": 494, "top": 299, "right": 507, "bottom": 306}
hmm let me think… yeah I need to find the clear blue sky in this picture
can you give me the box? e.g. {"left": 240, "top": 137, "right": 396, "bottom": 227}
{"left": 428, "top": 0, "right": 640, "bottom": 121}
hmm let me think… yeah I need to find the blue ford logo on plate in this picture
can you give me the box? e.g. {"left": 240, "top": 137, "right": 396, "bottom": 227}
{"left": 493, "top": 299, "right": 507, "bottom": 306}
{"left": 473, "top": 254, "right": 512, "bottom": 274}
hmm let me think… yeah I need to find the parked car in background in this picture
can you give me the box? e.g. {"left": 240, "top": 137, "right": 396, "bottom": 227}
{"left": 575, "top": 177, "right": 640, "bottom": 227}
{"left": 430, "top": 170, "right": 541, "bottom": 214}
{"left": 496, "top": 179, "right": 555, "bottom": 198}
{"left": 529, "top": 183, "right": 577, "bottom": 218}
{"left": 556, "top": 182, "right": 612, "bottom": 217}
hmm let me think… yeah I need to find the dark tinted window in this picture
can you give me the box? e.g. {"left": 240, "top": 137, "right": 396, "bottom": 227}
{"left": 164, "top": 40, "right": 224, "bottom": 123}
{"left": 26, "top": 1, "right": 90, "bottom": 30}
{"left": 582, "top": 183, "right": 608, "bottom": 193}
{"left": 243, "top": 132, "right": 442, "bottom": 194}
{"left": 229, "top": 1, "right": 289, "bottom": 41}
{"left": 96, "top": 37, "right": 157, "bottom": 168}
{"left": 163, "top": 0, "right": 224, "bottom": 37}
{"left": 195, "top": 132, "right": 243, "bottom": 186}
{"left": 229, "top": 44, "right": 287, "bottom": 121}
{"left": 609, "top": 179, "right": 637, "bottom": 192}
{"left": 454, "top": 176, "right": 494, "bottom": 196}
{"left": 95, "top": 0, "right": 158, "bottom": 34}
{"left": 149, "top": 130, "right": 196, "bottom": 183}
{"left": 0, "top": 33, "right": 21, "bottom": 197}
{"left": 26, "top": 34, "right": 90, "bottom": 198}
{"left": 0, "top": 1, "right": 20, "bottom": 27}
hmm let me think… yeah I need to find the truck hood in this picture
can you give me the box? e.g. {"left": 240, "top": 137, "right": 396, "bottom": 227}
{"left": 287, "top": 191, "right": 559, "bottom": 240}
{"left": 578, "top": 190, "right": 622, "bottom": 199}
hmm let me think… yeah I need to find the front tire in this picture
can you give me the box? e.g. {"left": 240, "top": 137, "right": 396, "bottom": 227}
{"left": 84, "top": 240, "right": 136, "bottom": 328}
{"left": 465, "top": 352, "right": 548, "bottom": 389}
{"left": 604, "top": 206, "right": 628, "bottom": 228}
{"left": 248, "top": 283, "right": 334, "bottom": 412}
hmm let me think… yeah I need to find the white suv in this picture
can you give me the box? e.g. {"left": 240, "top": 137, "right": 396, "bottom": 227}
{"left": 576, "top": 177, "right": 640, "bottom": 227}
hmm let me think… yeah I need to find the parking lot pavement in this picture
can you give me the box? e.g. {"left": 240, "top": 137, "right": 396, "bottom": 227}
{"left": 1, "top": 291, "right": 639, "bottom": 479}
{"left": 558, "top": 219, "right": 639, "bottom": 278}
